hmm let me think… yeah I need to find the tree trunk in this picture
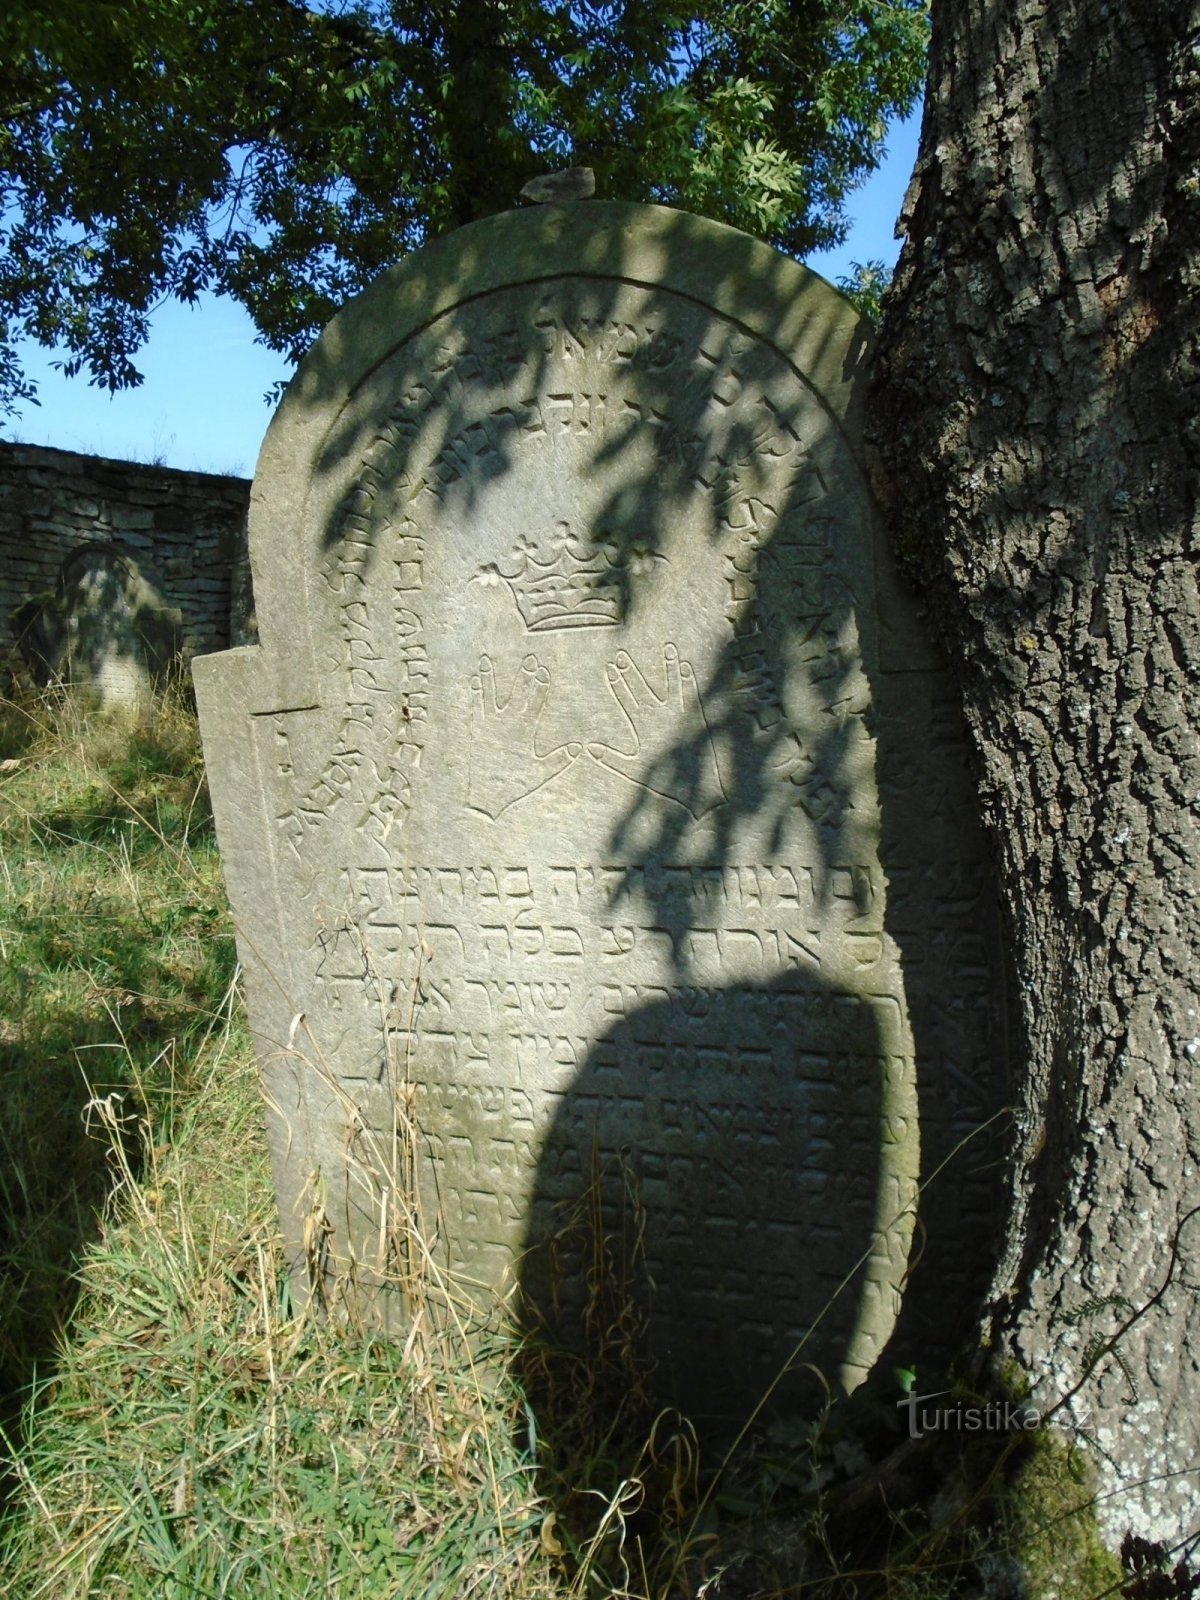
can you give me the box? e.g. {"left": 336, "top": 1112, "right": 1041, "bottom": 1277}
{"left": 868, "top": 0, "right": 1200, "bottom": 1545}
{"left": 438, "top": 9, "right": 528, "bottom": 227}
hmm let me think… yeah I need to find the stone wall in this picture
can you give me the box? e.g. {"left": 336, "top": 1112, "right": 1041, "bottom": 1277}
{"left": 0, "top": 441, "right": 252, "bottom": 671}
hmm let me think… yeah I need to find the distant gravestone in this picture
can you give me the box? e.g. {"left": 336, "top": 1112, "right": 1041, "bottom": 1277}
{"left": 194, "top": 204, "right": 1006, "bottom": 1423}
{"left": 16, "top": 543, "right": 182, "bottom": 711}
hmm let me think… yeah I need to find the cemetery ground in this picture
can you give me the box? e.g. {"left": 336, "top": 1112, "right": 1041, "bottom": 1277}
{"left": 0, "top": 682, "right": 1145, "bottom": 1597}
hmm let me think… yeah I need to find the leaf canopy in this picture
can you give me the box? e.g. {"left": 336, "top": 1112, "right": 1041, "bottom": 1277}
{"left": 0, "top": 0, "right": 927, "bottom": 411}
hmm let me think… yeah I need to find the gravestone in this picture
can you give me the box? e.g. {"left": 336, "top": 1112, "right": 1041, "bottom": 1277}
{"left": 194, "top": 204, "right": 1007, "bottom": 1423}
{"left": 16, "top": 543, "right": 182, "bottom": 710}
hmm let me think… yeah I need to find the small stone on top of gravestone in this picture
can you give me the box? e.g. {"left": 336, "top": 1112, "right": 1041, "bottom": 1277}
{"left": 519, "top": 167, "right": 596, "bottom": 204}
{"left": 192, "top": 202, "right": 1007, "bottom": 1430}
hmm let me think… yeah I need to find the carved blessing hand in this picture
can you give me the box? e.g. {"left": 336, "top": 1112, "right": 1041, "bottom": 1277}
{"left": 588, "top": 643, "right": 727, "bottom": 820}
{"left": 467, "top": 654, "right": 581, "bottom": 819}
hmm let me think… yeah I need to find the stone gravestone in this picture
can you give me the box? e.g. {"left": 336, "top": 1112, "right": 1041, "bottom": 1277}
{"left": 15, "top": 542, "right": 182, "bottom": 711}
{"left": 194, "top": 204, "right": 1006, "bottom": 1425}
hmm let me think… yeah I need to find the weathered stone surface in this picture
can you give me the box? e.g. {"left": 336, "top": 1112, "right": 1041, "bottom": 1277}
{"left": 16, "top": 542, "right": 184, "bottom": 710}
{"left": 194, "top": 204, "right": 1007, "bottom": 1426}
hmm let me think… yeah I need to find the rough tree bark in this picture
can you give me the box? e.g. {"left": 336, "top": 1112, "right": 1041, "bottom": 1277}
{"left": 868, "top": 0, "right": 1200, "bottom": 1544}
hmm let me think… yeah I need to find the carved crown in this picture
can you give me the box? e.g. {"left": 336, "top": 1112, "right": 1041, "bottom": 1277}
{"left": 475, "top": 522, "right": 662, "bottom": 633}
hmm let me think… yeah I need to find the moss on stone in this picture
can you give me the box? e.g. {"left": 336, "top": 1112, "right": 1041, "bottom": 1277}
{"left": 991, "top": 1430, "right": 1124, "bottom": 1600}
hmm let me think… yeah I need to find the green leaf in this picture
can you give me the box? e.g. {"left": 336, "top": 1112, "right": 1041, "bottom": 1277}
{"left": 0, "top": 0, "right": 929, "bottom": 408}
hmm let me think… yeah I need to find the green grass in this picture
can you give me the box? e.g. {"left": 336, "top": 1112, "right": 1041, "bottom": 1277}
{"left": 0, "top": 680, "right": 236, "bottom": 1417}
{"left": 2, "top": 1052, "right": 554, "bottom": 1597}
{"left": 0, "top": 683, "right": 560, "bottom": 1597}
{"left": 0, "top": 679, "right": 1141, "bottom": 1599}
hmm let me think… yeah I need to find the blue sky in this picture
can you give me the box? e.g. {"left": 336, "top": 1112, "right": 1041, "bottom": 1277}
{"left": 6, "top": 113, "right": 920, "bottom": 479}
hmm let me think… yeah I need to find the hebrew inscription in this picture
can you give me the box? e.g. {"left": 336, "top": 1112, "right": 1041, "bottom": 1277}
{"left": 194, "top": 206, "right": 1007, "bottom": 1426}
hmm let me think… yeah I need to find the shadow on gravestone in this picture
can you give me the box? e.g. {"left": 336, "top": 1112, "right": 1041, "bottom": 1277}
{"left": 14, "top": 542, "right": 183, "bottom": 711}
{"left": 11, "top": 592, "right": 68, "bottom": 687}
{"left": 191, "top": 203, "right": 1009, "bottom": 1488}
{"left": 513, "top": 600, "right": 1010, "bottom": 1491}
{"left": 518, "top": 971, "right": 891, "bottom": 1434}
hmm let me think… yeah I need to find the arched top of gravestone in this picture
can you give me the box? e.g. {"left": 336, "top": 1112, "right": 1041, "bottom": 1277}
{"left": 242, "top": 202, "right": 875, "bottom": 711}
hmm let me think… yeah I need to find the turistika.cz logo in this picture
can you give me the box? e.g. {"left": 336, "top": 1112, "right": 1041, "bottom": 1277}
{"left": 898, "top": 1389, "right": 1042, "bottom": 1440}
